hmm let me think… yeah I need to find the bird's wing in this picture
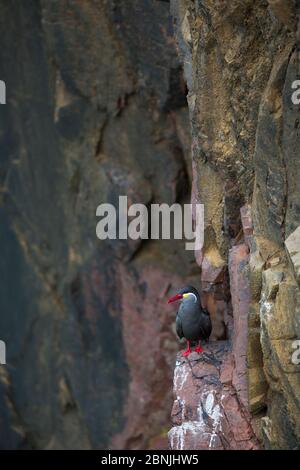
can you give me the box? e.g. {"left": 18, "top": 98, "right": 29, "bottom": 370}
{"left": 199, "top": 309, "right": 212, "bottom": 338}
{"left": 176, "top": 313, "right": 184, "bottom": 339}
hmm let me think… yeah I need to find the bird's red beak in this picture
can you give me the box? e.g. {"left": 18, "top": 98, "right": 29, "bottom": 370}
{"left": 167, "top": 293, "right": 183, "bottom": 304}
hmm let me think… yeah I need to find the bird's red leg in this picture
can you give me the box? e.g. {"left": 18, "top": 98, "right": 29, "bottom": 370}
{"left": 182, "top": 341, "right": 191, "bottom": 357}
{"left": 195, "top": 341, "right": 203, "bottom": 353}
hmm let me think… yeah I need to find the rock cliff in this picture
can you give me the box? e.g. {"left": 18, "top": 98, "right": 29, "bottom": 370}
{"left": 169, "top": 0, "right": 300, "bottom": 450}
{"left": 0, "top": 0, "right": 300, "bottom": 451}
{"left": 0, "top": 0, "right": 196, "bottom": 449}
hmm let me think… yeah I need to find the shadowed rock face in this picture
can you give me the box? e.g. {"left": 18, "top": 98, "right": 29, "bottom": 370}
{"left": 171, "top": 0, "right": 300, "bottom": 450}
{"left": 0, "top": 0, "right": 198, "bottom": 449}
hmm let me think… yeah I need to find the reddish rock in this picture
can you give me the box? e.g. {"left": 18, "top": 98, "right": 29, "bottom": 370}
{"left": 220, "top": 354, "right": 234, "bottom": 385}
{"left": 228, "top": 243, "right": 250, "bottom": 409}
{"left": 201, "top": 256, "right": 225, "bottom": 284}
{"left": 168, "top": 342, "right": 260, "bottom": 450}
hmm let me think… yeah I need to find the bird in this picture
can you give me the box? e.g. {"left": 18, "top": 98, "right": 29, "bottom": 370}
{"left": 167, "top": 285, "right": 212, "bottom": 357}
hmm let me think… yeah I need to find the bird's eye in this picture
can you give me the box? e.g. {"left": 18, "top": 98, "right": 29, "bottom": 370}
{"left": 183, "top": 293, "right": 197, "bottom": 302}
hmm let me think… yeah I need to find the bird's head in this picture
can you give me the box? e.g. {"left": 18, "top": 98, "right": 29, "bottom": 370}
{"left": 167, "top": 285, "right": 199, "bottom": 304}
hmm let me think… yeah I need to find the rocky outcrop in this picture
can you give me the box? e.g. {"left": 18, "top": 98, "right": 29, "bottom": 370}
{"left": 169, "top": 206, "right": 262, "bottom": 450}
{"left": 169, "top": 344, "right": 260, "bottom": 450}
{"left": 170, "top": 0, "right": 300, "bottom": 450}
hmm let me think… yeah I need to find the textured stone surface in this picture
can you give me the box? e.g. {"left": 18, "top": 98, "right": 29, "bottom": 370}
{"left": 168, "top": 343, "right": 260, "bottom": 450}
{"left": 0, "top": 0, "right": 197, "bottom": 450}
{"left": 228, "top": 243, "right": 250, "bottom": 409}
{"left": 285, "top": 226, "right": 300, "bottom": 285}
{"left": 171, "top": 0, "right": 300, "bottom": 450}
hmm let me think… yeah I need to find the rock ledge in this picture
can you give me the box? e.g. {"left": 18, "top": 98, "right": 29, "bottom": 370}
{"left": 168, "top": 342, "right": 260, "bottom": 450}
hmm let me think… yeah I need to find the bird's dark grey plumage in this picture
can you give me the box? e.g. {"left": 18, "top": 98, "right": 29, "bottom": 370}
{"left": 176, "top": 286, "right": 211, "bottom": 342}
{"left": 168, "top": 285, "right": 212, "bottom": 356}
